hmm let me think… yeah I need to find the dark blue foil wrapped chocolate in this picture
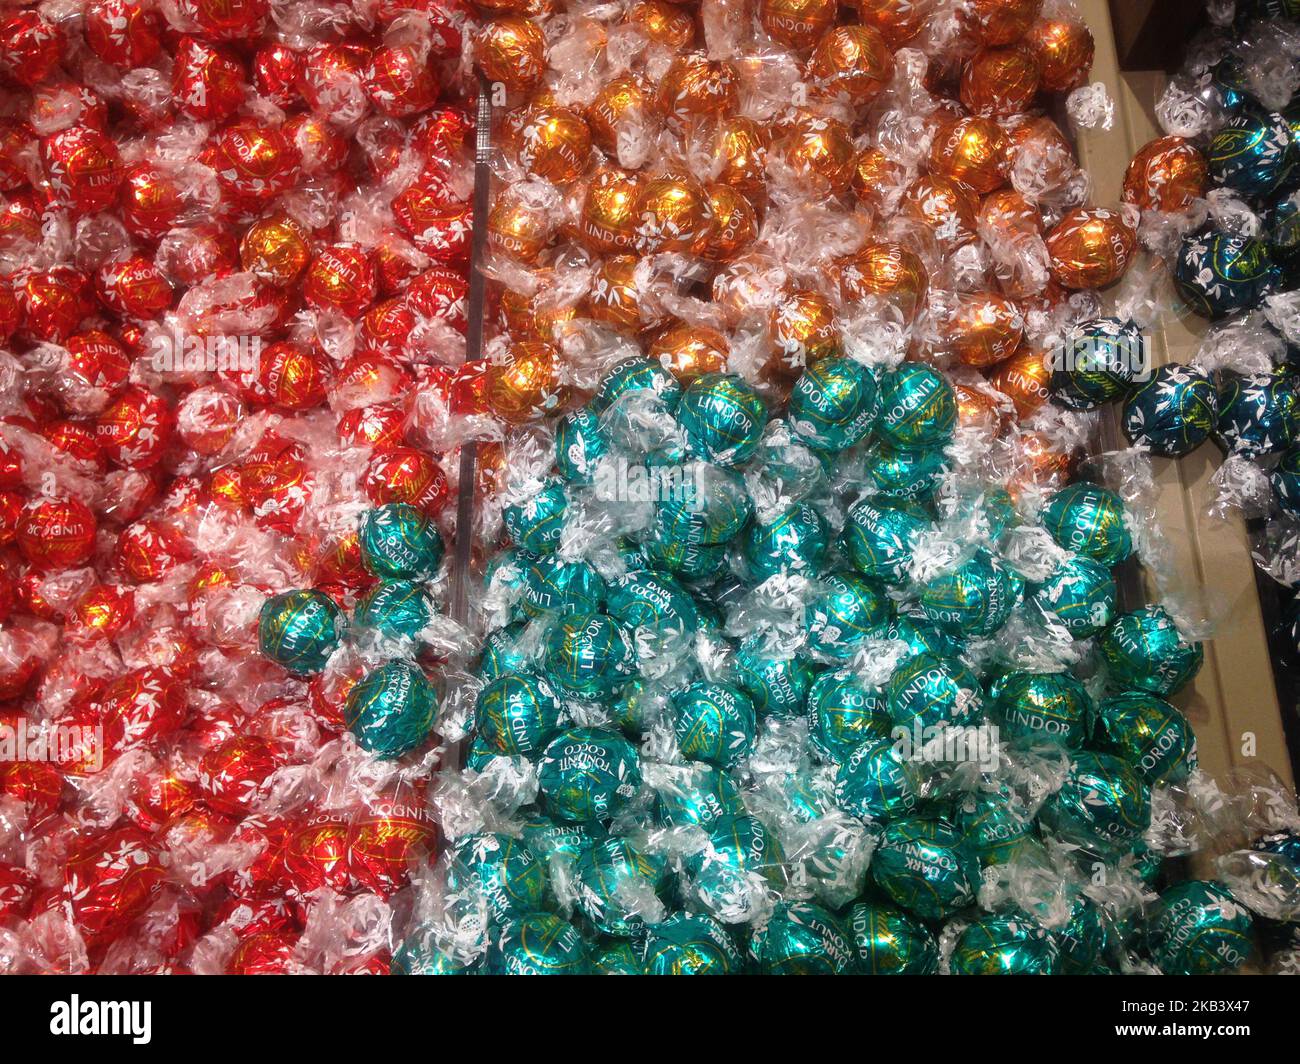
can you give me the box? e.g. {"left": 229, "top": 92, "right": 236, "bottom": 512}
{"left": 1207, "top": 106, "right": 1294, "bottom": 200}
{"left": 1123, "top": 363, "right": 1219, "bottom": 457}
{"left": 1174, "top": 228, "right": 1281, "bottom": 319}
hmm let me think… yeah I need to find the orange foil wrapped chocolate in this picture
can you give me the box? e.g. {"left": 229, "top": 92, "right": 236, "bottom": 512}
{"left": 855, "top": 0, "right": 928, "bottom": 47}
{"left": 240, "top": 214, "right": 311, "bottom": 288}
{"left": 587, "top": 75, "right": 651, "bottom": 153}
{"left": 632, "top": 174, "right": 715, "bottom": 254}
{"left": 1044, "top": 206, "right": 1136, "bottom": 289}
{"left": 516, "top": 104, "right": 592, "bottom": 185}
{"left": 578, "top": 167, "right": 644, "bottom": 254}
{"left": 649, "top": 322, "right": 731, "bottom": 381}
{"left": 930, "top": 116, "right": 1009, "bottom": 194}
{"left": 987, "top": 342, "right": 1051, "bottom": 419}
{"left": 1123, "top": 136, "right": 1208, "bottom": 213}
{"left": 697, "top": 184, "right": 758, "bottom": 261}
{"left": 658, "top": 54, "right": 741, "bottom": 126}
{"left": 488, "top": 190, "right": 555, "bottom": 263}
{"left": 960, "top": 45, "right": 1041, "bottom": 117}
{"left": 486, "top": 340, "right": 565, "bottom": 423}
{"left": 783, "top": 111, "right": 856, "bottom": 194}
{"left": 586, "top": 255, "right": 655, "bottom": 333}
{"left": 474, "top": 17, "right": 547, "bottom": 95}
{"left": 837, "top": 241, "right": 928, "bottom": 322}
{"left": 806, "top": 25, "right": 894, "bottom": 104}
{"left": 768, "top": 288, "right": 841, "bottom": 376}
{"left": 946, "top": 292, "right": 1024, "bottom": 367}
{"left": 713, "top": 116, "right": 771, "bottom": 195}
{"left": 759, "top": 0, "right": 837, "bottom": 50}
{"left": 626, "top": 0, "right": 696, "bottom": 50}
{"left": 853, "top": 147, "right": 908, "bottom": 211}
{"left": 969, "top": 0, "right": 1042, "bottom": 46}
{"left": 1025, "top": 16, "right": 1094, "bottom": 93}
{"left": 904, "top": 175, "right": 979, "bottom": 251}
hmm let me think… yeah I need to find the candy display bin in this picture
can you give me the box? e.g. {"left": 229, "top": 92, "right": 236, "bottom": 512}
{"left": 1076, "top": 0, "right": 1296, "bottom": 844}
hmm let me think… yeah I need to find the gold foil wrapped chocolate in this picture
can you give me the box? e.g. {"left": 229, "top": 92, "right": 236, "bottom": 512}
{"left": 960, "top": 45, "right": 1041, "bottom": 117}
{"left": 632, "top": 174, "right": 715, "bottom": 254}
{"left": 240, "top": 214, "right": 311, "bottom": 287}
{"left": 626, "top": 0, "right": 696, "bottom": 50}
{"left": 587, "top": 75, "right": 650, "bottom": 153}
{"left": 987, "top": 342, "right": 1051, "bottom": 419}
{"left": 659, "top": 54, "right": 741, "bottom": 126}
{"left": 1026, "top": 16, "right": 1094, "bottom": 93}
{"left": 1123, "top": 136, "right": 1208, "bottom": 213}
{"left": 696, "top": 184, "right": 758, "bottom": 261}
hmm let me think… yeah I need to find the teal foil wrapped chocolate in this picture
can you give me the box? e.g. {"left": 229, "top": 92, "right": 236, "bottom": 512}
{"left": 991, "top": 670, "right": 1094, "bottom": 749}
{"left": 804, "top": 571, "right": 892, "bottom": 661}
{"left": 344, "top": 660, "right": 436, "bottom": 758}
{"left": 1146, "top": 880, "right": 1253, "bottom": 975}
{"left": 353, "top": 578, "right": 433, "bottom": 641}
{"left": 487, "top": 913, "right": 591, "bottom": 975}
{"left": 833, "top": 737, "right": 923, "bottom": 819}
{"left": 1042, "top": 481, "right": 1132, "bottom": 567}
{"left": 734, "top": 633, "right": 816, "bottom": 718}
{"left": 643, "top": 912, "right": 744, "bottom": 975}
{"left": 951, "top": 912, "right": 1059, "bottom": 975}
{"left": 448, "top": 832, "right": 549, "bottom": 923}
{"left": 555, "top": 406, "right": 609, "bottom": 484}
{"left": 537, "top": 726, "right": 643, "bottom": 823}
{"left": 1174, "top": 228, "right": 1280, "bottom": 319}
{"left": 672, "top": 681, "right": 757, "bottom": 768}
{"left": 1098, "top": 604, "right": 1203, "bottom": 697}
{"left": 1039, "top": 750, "right": 1151, "bottom": 856}
{"left": 749, "top": 902, "right": 858, "bottom": 974}
{"left": 807, "top": 670, "right": 892, "bottom": 762}
{"left": 787, "top": 356, "right": 877, "bottom": 451}
{"left": 676, "top": 373, "right": 767, "bottom": 467}
{"left": 919, "top": 549, "right": 1023, "bottom": 637}
{"left": 258, "top": 588, "right": 342, "bottom": 675}
{"left": 543, "top": 612, "right": 638, "bottom": 699}
{"left": 876, "top": 362, "right": 956, "bottom": 449}
{"left": 359, "top": 502, "right": 445, "bottom": 579}
{"left": 847, "top": 902, "right": 939, "bottom": 974}
{"left": 522, "top": 555, "right": 607, "bottom": 617}
{"left": 573, "top": 838, "right": 670, "bottom": 937}
{"left": 476, "top": 671, "right": 564, "bottom": 757}
{"left": 1094, "top": 691, "right": 1197, "bottom": 785}
{"left": 844, "top": 498, "right": 930, "bottom": 584}
{"left": 1028, "top": 555, "right": 1117, "bottom": 638}
{"left": 502, "top": 480, "right": 568, "bottom": 555}
{"left": 744, "top": 502, "right": 829, "bottom": 580}
{"left": 886, "top": 651, "right": 985, "bottom": 731}
{"left": 870, "top": 817, "right": 977, "bottom": 921}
